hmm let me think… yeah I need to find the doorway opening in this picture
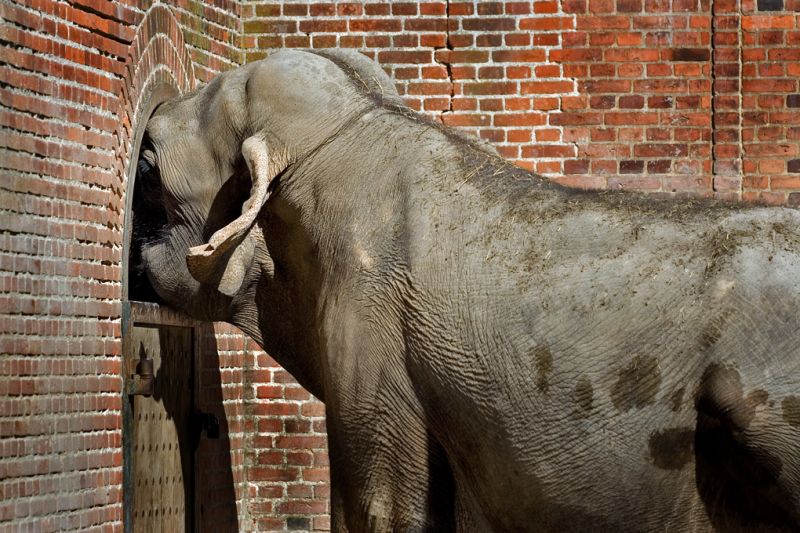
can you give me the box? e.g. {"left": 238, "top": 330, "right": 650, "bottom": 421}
{"left": 121, "top": 84, "right": 238, "bottom": 532}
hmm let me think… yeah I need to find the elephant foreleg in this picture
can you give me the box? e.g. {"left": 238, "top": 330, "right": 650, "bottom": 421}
{"left": 326, "top": 410, "right": 457, "bottom": 532}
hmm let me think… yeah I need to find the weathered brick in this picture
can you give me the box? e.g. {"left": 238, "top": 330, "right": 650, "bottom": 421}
{"left": 349, "top": 19, "right": 402, "bottom": 32}
{"left": 671, "top": 48, "right": 711, "bottom": 61}
{"left": 462, "top": 18, "right": 517, "bottom": 31}
{"left": 620, "top": 160, "right": 646, "bottom": 173}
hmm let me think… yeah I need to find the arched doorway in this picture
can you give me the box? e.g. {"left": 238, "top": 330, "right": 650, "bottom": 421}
{"left": 116, "top": 8, "right": 238, "bottom": 532}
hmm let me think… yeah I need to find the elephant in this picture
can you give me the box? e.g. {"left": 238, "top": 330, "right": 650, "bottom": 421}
{"left": 134, "top": 49, "right": 800, "bottom": 531}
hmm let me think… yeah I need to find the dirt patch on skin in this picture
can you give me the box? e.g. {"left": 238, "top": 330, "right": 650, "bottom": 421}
{"left": 771, "top": 222, "right": 800, "bottom": 250}
{"left": 572, "top": 377, "right": 594, "bottom": 419}
{"left": 649, "top": 427, "right": 694, "bottom": 470}
{"left": 698, "top": 309, "right": 734, "bottom": 351}
{"left": 610, "top": 355, "right": 661, "bottom": 412}
{"left": 533, "top": 345, "right": 553, "bottom": 393}
{"left": 696, "top": 364, "right": 769, "bottom": 429}
{"left": 669, "top": 387, "right": 685, "bottom": 412}
{"left": 459, "top": 149, "right": 754, "bottom": 233}
{"left": 781, "top": 396, "right": 800, "bottom": 426}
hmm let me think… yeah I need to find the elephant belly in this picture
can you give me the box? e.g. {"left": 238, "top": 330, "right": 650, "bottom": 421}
{"left": 439, "top": 401, "right": 706, "bottom": 531}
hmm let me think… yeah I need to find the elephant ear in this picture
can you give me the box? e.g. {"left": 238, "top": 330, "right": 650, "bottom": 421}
{"left": 186, "top": 132, "right": 288, "bottom": 296}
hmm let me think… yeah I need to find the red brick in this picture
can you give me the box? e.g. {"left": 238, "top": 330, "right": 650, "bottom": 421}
{"left": 605, "top": 112, "right": 660, "bottom": 125}
{"left": 442, "top": 113, "right": 492, "bottom": 127}
{"left": 462, "top": 18, "right": 517, "bottom": 31}
{"left": 521, "top": 81, "right": 576, "bottom": 94}
{"left": 251, "top": 467, "right": 299, "bottom": 482}
{"left": 298, "top": 20, "right": 347, "bottom": 32}
{"left": 408, "top": 82, "right": 452, "bottom": 95}
{"left": 349, "top": 19, "right": 402, "bottom": 32}
{"left": 491, "top": 49, "right": 547, "bottom": 63}
{"left": 420, "top": 2, "right": 447, "bottom": 15}
{"left": 620, "top": 160, "right": 645, "bottom": 173}
{"left": 378, "top": 51, "right": 433, "bottom": 65}
{"left": 435, "top": 50, "right": 490, "bottom": 64}
{"left": 523, "top": 145, "right": 577, "bottom": 158}
{"left": 309, "top": 3, "right": 336, "bottom": 16}
{"left": 551, "top": 112, "right": 604, "bottom": 125}
{"left": 311, "top": 35, "right": 336, "bottom": 48}
{"left": 476, "top": 33, "right": 504, "bottom": 47}
{"left": 463, "top": 81, "right": 517, "bottom": 95}
{"left": 405, "top": 18, "right": 447, "bottom": 31}
{"left": 565, "top": 159, "right": 591, "bottom": 174}
{"left": 494, "top": 113, "right": 547, "bottom": 126}
{"left": 534, "top": 97, "right": 561, "bottom": 111}
{"left": 634, "top": 143, "right": 690, "bottom": 157}
{"left": 521, "top": 16, "right": 575, "bottom": 30}
{"left": 478, "top": 66, "right": 505, "bottom": 79}
{"left": 337, "top": 3, "right": 362, "bottom": 15}
{"left": 742, "top": 14, "right": 794, "bottom": 30}
{"left": 508, "top": 66, "right": 533, "bottom": 78}
{"left": 364, "top": 3, "right": 390, "bottom": 14}
{"left": 508, "top": 129, "right": 533, "bottom": 142}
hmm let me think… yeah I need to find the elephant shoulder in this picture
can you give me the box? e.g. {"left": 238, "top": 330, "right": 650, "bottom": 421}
{"left": 244, "top": 50, "right": 380, "bottom": 149}
{"left": 312, "top": 49, "right": 406, "bottom": 108}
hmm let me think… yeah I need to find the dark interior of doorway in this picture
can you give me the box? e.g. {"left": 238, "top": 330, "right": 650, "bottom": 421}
{"left": 128, "top": 132, "right": 166, "bottom": 304}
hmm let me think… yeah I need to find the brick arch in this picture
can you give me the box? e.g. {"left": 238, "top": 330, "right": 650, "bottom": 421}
{"left": 114, "top": 4, "right": 196, "bottom": 299}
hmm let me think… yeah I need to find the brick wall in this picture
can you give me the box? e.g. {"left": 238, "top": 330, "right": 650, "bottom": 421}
{"left": 740, "top": 1, "right": 800, "bottom": 203}
{"left": 2, "top": 0, "right": 800, "bottom": 531}
{"left": 0, "top": 0, "right": 247, "bottom": 530}
{"left": 243, "top": 0, "right": 800, "bottom": 204}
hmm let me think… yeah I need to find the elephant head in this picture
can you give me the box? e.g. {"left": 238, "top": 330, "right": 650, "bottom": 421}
{"left": 132, "top": 50, "right": 405, "bottom": 393}
{"left": 135, "top": 50, "right": 401, "bottom": 312}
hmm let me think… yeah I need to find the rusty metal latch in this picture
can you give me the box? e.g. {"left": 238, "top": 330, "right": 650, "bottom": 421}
{"left": 128, "top": 343, "right": 155, "bottom": 397}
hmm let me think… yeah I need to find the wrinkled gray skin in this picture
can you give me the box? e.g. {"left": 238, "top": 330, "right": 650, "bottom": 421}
{"left": 139, "top": 50, "right": 800, "bottom": 532}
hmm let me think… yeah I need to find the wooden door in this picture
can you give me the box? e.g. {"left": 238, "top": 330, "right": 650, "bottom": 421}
{"left": 123, "top": 303, "right": 199, "bottom": 533}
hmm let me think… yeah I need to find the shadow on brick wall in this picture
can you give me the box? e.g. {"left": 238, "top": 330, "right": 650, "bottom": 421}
{"left": 195, "top": 323, "right": 240, "bottom": 531}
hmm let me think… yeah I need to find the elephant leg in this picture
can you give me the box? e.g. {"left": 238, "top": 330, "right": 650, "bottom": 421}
{"left": 330, "top": 488, "right": 350, "bottom": 533}
{"left": 326, "top": 412, "right": 457, "bottom": 532}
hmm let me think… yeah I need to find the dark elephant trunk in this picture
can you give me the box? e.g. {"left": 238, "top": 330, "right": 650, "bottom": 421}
{"left": 140, "top": 226, "right": 236, "bottom": 322}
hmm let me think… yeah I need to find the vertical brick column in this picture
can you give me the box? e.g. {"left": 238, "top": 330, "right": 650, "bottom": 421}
{"left": 244, "top": 344, "right": 329, "bottom": 532}
{"left": 740, "top": 0, "right": 800, "bottom": 203}
{"left": 711, "top": 0, "right": 743, "bottom": 198}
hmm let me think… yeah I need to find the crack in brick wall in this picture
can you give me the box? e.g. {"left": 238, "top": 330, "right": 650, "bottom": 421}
{"left": 435, "top": 0, "right": 455, "bottom": 117}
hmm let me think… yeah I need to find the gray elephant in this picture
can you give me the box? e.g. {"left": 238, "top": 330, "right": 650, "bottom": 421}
{"left": 135, "top": 49, "right": 800, "bottom": 531}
